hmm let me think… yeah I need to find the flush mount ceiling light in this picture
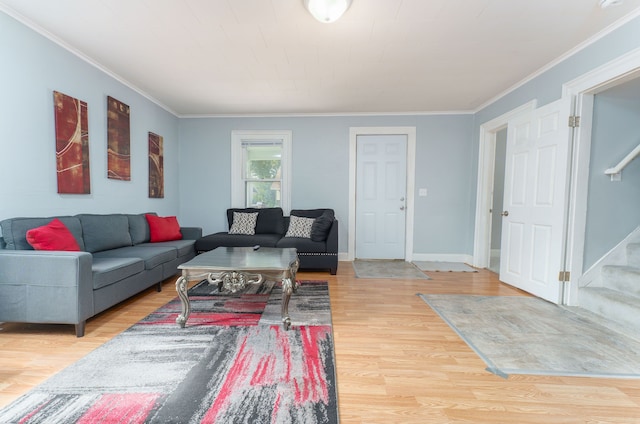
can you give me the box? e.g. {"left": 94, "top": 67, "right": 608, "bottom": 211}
{"left": 303, "top": 0, "right": 352, "bottom": 23}
{"left": 599, "top": 0, "right": 624, "bottom": 8}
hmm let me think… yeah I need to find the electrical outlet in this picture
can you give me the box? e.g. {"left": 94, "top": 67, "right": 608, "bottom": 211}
{"left": 419, "top": 188, "right": 427, "bottom": 197}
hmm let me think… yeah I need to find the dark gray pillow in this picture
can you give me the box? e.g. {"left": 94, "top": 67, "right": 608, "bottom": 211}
{"left": 311, "top": 210, "right": 335, "bottom": 242}
{"left": 128, "top": 213, "right": 153, "bottom": 245}
{"left": 77, "top": 214, "right": 132, "bottom": 253}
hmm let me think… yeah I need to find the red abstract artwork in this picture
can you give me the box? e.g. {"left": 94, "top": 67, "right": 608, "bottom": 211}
{"left": 54, "top": 91, "right": 90, "bottom": 194}
{"left": 148, "top": 132, "right": 164, "bottom": 198}
{"left": 107, "top": 96, "right": 131, "bottom": 180}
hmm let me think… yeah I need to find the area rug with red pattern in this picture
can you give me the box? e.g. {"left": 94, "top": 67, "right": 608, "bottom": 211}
{"left": 0, "top": 280, "right": 338, "bottom": 424}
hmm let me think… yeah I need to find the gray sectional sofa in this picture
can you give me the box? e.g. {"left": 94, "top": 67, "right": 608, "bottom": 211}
{"left": 0, "top": 213, "right": 202, "bottom": 337}
{"left": 195, "top": 208, "right": 338, "bottom": 274}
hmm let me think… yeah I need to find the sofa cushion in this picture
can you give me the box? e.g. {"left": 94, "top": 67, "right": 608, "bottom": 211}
{"left": 93, "top": 245, "right": 176, "bottom": 270}
{"left": 77, "top": 214, "right": 132, "bottom": 253}
{"left": 128, "top": 213, "right": 152, "bottom": 245}
{"left": 227, "top": 208, "right": 285, "bottom": 235}
{"left": 26, "top": 218, "right": 81, "bottom": 251}
{"left": 92, "top": 257, "right": 145, "bottom": 289}
{"left": 311, "top": 210, "right": 335, "bottom": 242}
{"left": 0, "top": 216, "right": 85, "bottom": 251}
{"left": 138, "top": 239, "right": 195, "bottom": 257}
{"left": 228, "top": 212, "right": 258, "bottom": 235}
{"left": 276, "top": 237, "right": 327, "bottom": 253}
{"left": 195, "top": 232, "right": 281, "bottom": 251}
{"left": 146, "top": 214, "right": 183, "bottom": 242}
{"left": 285, "top": 215, "right": 314, "bottom": 238}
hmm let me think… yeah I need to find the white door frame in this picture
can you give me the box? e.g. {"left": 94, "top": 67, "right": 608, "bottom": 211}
{"left": 474, "top": 46, "right": 640, "bottom": 305}
{"left": 561, "top": 46, "right": 640, "bottom": 305}
{"left": 348, "top": 127, "right": 416, "bottom": 261}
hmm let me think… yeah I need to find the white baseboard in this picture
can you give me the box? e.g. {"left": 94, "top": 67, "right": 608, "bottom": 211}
{"left": 338, "top": 252, "right": 473, "bottom": 264}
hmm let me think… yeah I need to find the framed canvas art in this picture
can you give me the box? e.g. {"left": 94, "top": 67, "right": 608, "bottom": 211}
{"left": 107, "top": 96, "right": 131, "bottom": 180}
{"left": 148, "top": 132, "right": 164, "bottom": 198}
{"left": 53, "top": 91, "right": 91, "bottom": 194}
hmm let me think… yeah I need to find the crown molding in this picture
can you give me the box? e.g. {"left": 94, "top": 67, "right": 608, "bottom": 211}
{"left": 0, "top": 4, "right": 179, "bottom": 117}
{"left": 474, "top": 7, "right": 640, "bottom": 113}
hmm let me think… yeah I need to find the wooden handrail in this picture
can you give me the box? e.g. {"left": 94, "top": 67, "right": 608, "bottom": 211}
{"left": 604, "top": 143, "right": 640, "bottom": 181}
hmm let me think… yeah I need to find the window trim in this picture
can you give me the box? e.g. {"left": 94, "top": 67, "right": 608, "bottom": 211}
{"left": 231, "top": 130, "right": 292, "bottom": 213}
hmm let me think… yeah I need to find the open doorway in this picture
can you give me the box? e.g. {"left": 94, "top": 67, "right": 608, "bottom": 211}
{"left": 475, "top": 47, "right": 640, "bottom": 306}
{"left": 472, "top": 100, "right": 536, "bottom": 271}
{"left": 488, "top": 128, "right": 507, "bottom": 274}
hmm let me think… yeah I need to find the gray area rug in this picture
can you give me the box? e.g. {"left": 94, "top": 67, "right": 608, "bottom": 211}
{"left": 413, "top": 261, "right": 477, "bottom": 272}
{"left": 418, "top": 294, "right": 640, "bottom": 379}
{"left": 353, "top": 259, "right": 430, "bottom": 279}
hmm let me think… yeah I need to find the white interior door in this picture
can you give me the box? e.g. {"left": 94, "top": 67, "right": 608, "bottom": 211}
{"left": 355, "top": 135, "right": 407, "bottom": 259}
{"left": 499, "top": 98, "right": 571, "bottom": 303}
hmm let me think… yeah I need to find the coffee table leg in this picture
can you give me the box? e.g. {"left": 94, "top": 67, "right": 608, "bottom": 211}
{"left": 281, "top": 277, "right": 294, "bottom": 330}
{"left": 175, "top": 275, "right": 190, "bottom": 328}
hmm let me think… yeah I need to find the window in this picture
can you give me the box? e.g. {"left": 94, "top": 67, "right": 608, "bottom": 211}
{"left": 231, "top": 130, "right": 292, "bottom": 212}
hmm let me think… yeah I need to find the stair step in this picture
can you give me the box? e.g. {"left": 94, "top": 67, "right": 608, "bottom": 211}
{"left": 602, "top": 265, "right": 640, "bottom": 296}
{"left": 578, "top": 287, "right": 640, "bottom": 338}
{"left": 628, "top": 243, "right": 640, "bottom": 268}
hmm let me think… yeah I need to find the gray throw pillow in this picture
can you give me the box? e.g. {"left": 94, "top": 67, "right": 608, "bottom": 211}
{"left": 285, "top": 215, "right": 315, "bottom": 238}
{"left": 229, "top": 212, "right": 258, "bottom": 235}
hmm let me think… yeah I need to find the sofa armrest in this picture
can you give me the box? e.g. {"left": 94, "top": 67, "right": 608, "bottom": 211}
{"left": 326, "top": 219, "right": 338, "bottom": 253}
{"left": 0, "top": 250, "right": 94, "bottom": 327}
{"left": 180, "top": 227, "right": 202, "bottom": 240}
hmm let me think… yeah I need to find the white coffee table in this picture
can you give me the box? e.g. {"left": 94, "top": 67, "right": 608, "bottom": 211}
{"left": 175, "top": 247, "right": 299, "bottom": 330}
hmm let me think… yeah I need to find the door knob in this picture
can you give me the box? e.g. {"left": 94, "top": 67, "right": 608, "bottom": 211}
{"left": 400, "top": 206, "right": 405, "bottom": 210}
{"left": 501, "top": 211, "right": 509, "bottom": 217}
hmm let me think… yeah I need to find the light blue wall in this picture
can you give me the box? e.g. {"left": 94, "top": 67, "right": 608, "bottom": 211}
{"left": 178, "top": 115, "right": 475, "bottom": 254}
{"left": 0, "top": 12, "right": 183, "bottom": 224}
{"left": 584, "top": 91, "right": 640, "bottom": 268}
{"left": 4, "top": 7, "right": 640, "bottom": 260}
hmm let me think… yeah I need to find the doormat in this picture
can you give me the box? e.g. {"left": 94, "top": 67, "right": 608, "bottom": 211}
{"left": 353, "top": 259, "right": 430, "bottom": 279}
{"left": 418, "top": 293, "right": 640, "bottom": 379}
{"left": 412, "top": 261, "right": 477, "bottom": 272}
{"left": 0, "top": 281, "right": 338, "bottom": 423}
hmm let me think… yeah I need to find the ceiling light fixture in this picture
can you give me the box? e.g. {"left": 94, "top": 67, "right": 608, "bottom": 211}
{"left": 599, "top": 0, "right": 624, "bottom": 8}
{"left": 303, "top": 0, "right": 352, "bottom": 23}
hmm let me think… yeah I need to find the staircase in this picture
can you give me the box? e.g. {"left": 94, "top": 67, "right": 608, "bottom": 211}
{"left": 578, "top": 242, "right": 640, "bottom": 338}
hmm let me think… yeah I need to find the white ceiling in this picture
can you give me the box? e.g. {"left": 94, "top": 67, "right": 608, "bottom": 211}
{"left": 2, "top": 0, "right": 640, "bottom": 116}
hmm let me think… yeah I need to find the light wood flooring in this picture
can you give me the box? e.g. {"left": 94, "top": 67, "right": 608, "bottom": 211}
{"left": 1, "top": 263, "right": 639, "bottom": 423}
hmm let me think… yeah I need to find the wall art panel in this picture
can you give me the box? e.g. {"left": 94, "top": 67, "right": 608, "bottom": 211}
{"left": 148, "top": 132, "right": 164, "bottom": 198}
{"left": 107, "top": 96, "right": 131, "bottom": 180}
{"left": 53, "top": 90, "right": 90, "bottom": 194}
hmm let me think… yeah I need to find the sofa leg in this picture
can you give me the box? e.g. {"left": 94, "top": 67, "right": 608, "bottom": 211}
{"left": 330, "top": 267, "right": 337, "bottom": 275}
{"left": 156, "top": 282, "right": 162, "bottom": 292}
{"left": 75, "top": 321, "right": 86, "bottom": 337}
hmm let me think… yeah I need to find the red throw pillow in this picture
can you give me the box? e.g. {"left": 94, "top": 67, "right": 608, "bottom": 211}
{"left": 26, "top": 218, "right": 81, "bottom": 251}
{"left": 146, "top": 214, "right": 182, "bottom": 242}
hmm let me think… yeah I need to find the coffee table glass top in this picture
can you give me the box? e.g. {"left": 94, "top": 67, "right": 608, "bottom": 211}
{"left": 179, "top": 247, "right": 298, "bottom": 271}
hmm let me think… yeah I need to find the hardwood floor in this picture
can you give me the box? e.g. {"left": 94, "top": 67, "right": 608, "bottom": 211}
{"left": 1, "top": 263, "right": 639, "bottom": 423}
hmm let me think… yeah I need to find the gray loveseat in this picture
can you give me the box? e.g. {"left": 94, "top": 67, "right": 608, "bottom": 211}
{"left": 0, "top": 213, "right": 202, "bottom": 337}
{"left": 195, "top": 208, "right": 338, "bottom": 274}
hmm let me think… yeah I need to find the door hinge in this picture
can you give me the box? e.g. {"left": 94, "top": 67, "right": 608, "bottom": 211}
{"left": 568, "top": 116, "right": 580, "bottom": 128}
{"left": 558, "top": 271, "right": 571, "bottom": 282}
